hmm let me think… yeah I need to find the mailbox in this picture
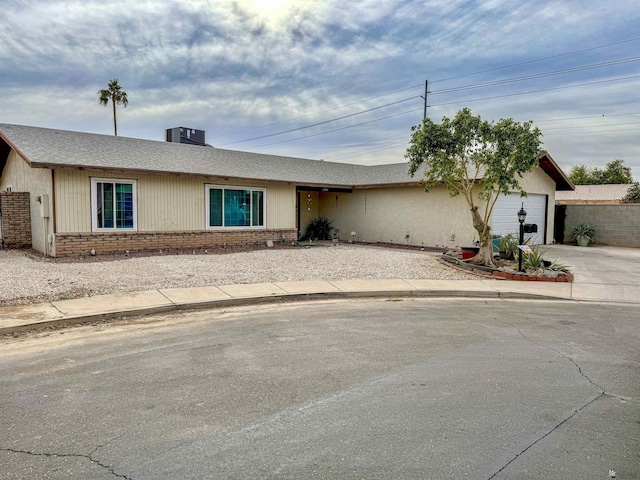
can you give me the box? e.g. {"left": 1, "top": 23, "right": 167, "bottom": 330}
{"left": 523, "top": 223, "right": 538, "bottom": 234}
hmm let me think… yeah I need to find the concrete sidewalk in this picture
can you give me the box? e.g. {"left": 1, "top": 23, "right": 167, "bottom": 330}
{"left": 0, "top": 275, "right": 629, "bottom": 335}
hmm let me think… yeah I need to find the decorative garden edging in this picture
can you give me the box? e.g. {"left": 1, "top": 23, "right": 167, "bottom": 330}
{"left": 442, "top": 254, "right": 573, "bottom": 283}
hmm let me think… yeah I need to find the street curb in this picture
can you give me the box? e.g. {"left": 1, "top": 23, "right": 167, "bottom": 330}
{"left": 0, "top": 289, "right": 571, "bottom": 336}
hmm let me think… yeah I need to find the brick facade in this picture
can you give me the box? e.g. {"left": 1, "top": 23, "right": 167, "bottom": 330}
{"left": 54, "top": 228, "right": 298, "bottom": 257}
{"left": 0, "top": 192, "right": 32, "bottom": 249}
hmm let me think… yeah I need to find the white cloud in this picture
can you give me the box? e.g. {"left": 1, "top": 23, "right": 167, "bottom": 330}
{"left": 1, "top": 0, "right": 638, "bottom": 172}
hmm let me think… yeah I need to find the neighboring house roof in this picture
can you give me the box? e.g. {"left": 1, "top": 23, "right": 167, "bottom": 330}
{"left": 0, "top": 123, "right": 572, "bottom": 190}
{"left": 556, "top": 184, "right": 633, "bottom": 204}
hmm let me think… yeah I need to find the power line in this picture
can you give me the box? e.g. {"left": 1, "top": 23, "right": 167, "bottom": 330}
{"left": 238, "top": 74, "right": 640, "bottom": 150}
{"left": 214, "top": 35, "right": 640, "bottom": 144}
{"left": 430, "top": 74, "right": 640, "bottom": 108}
{"left": 542, "top": 120, "right": 640, "bottom": 131}
{"left": 323, "top": 136, "right": 410, "bottom": 161}
{"left": 219, "top": 95, "right": 419, "bottom": 146}
{"left": 213, "top": 83, "right": 422, "bottom": 138}
{"left": 430, "top": 57, "right": 640, "bottom": 95}
{"left": 245, "top": 108, "right": 421, "bottom": 149}
{"left": 227, "top": 68, "right": 638, "bottom": 148}
{"left": 430, "top": 36, "right": 640, "bottom": 84}
{"left": 545, "top": 127, "right": 640, "bottom": 136}
{"left": 533, "top": 112, "right": 640, "bottom": 123}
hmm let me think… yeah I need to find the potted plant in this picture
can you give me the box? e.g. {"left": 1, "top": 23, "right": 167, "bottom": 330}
{"left": 571, "top": 223, "right": 596, "bottom": 247}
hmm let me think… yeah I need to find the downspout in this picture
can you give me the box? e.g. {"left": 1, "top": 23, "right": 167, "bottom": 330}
{"left": 51, "top": 169, "right": 56, "bottom": 256}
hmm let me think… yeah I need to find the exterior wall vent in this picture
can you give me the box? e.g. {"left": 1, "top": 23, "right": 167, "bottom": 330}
{"left": 165, "top": 127, "right": 206, "bottom": 146}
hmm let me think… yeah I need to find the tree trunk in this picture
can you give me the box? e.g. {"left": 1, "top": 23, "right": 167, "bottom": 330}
{"left": 467, "top": 206, "right": 496, "bottom": 267}
{"left": 112, "top": 100, "right": 118, "bottom": 136}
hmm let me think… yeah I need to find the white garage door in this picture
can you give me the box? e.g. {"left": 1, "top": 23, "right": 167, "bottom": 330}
{"left": 492, "top": 193, "right": 547, "bottom": 245}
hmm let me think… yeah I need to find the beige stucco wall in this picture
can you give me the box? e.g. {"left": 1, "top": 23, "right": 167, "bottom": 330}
{"left": 318, "top": 167, "right": 557, "bottom": 247}
{"left": 0, "top": 150, "right": 54, "bottom": 255}
{"left": 319, "top": 185, "right": 475, "bottom": 247}
{"left": 53, "top": 169, "right": 296, "bottom": 233}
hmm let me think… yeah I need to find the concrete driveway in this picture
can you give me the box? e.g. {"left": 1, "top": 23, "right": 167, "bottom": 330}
{"left": 543, "top": 244, "right": 640, "bottom": 303}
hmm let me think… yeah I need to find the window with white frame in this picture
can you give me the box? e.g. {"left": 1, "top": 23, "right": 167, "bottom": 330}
{"left": 91, "top": 178, "right": 137, "bottom": 231}
{"left": 205, "top": 185, "right": 265, "bottom": 228}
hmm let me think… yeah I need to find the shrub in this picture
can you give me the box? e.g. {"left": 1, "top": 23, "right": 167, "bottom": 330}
{"left": 524, "top": 245, "right": 545, "bottom": 269}
{"left": 548, "top": 259, "right": 569, "bottom": 272}
{"left": 300, "top": 217, "right": 334, "bottom": 241}
{"left": 497, "top": 233, "right": 534, "bottom": 259}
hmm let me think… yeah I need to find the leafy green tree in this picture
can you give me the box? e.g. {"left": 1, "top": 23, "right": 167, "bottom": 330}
{"left": 567, "top": 165, "right": 592, "bottom": 185}
{"left": 98, "top": 78, "right": 128, "bottom": 136}
{"left": 602, "top": 159, "right": 633, "bottom": 184}
{"left": 406, "top": 108, "right": 542, "bottom": 267}
{"left": 568, "top": 159, "right": 632, "bottom": 185}
{"left": 622, "top": 183, "right": 640, "bottom": 203}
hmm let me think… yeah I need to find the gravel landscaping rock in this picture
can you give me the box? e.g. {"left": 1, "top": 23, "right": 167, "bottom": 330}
{"left": 0, "top": 244, "right": 474, "bottom": 306}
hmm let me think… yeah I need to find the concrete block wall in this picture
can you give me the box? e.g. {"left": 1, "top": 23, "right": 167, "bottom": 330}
{"left": 54, "top": 229, "right": 298, "bottom": 257}
{"left": 564, "top": 204, "right": 640, "bottom": 247}
{"left": 0, "top": 192, "right": 32, "bottom": 249}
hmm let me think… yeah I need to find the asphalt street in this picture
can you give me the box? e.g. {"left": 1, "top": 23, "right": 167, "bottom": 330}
{"left": 0, "top": 298, "right": 638, "bottom": 479}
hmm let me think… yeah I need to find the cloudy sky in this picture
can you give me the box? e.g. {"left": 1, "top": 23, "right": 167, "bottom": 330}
{"left": 1, "top": 0, "right": 638, "bottom": 175}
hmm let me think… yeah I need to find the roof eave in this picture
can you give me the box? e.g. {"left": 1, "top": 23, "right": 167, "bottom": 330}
{"left": 0, "top": 131, "right": 33, "bottom": 173}
{"left": 37, "top": 163, "right": 357, "bottom": 188}
{"left": 539, "top": 151, "right": 574, "bottom": 191}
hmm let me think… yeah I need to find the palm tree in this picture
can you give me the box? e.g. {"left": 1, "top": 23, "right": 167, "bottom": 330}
{"left": 98, "top": 78, "right": 128, "bottom": 136}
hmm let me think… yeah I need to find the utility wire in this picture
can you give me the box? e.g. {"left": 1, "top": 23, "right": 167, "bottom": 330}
{"left": 534, "top": 112, "right": 640, "bottom": 123}
{"left": 224, "top": 65, "right": 638, "bottom": 147}
{"left": 214, "top": 35, "right": 640, "bottom": 144}
{"left": 430, "top": 36, "right": 640, "bottom": 84}
{"left": 219, "top": 95, "right": 419, "bottom": 146}
{"left": 545, "top": 127, "right": 640, "bottom": 136}
{"left": 430, "top": 74, "right": 640, "bottom": 108}
{"left": 245, "top": 109, "right": 422, "bottom": 149}
{"left": 323, "top": 132, "right": 409, "bottom": 160}
{"left": 430, "top": 57, "right": 640, "bottom": 95}
{"left": 214, "top": 83, "right": 422, "bottom": 138}
{"left": 542, "top": 120, "right": 640, "bottom": 131}
{"left": 239, "top": 74, "right": 640, "bottom": 150}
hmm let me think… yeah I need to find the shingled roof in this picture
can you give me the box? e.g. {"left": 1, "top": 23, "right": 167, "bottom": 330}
{"left": 0, "top": 123, "right": 571, "bottom": 190}
{"left": 0, "top": 123, "right": 416, "bottom": 188}
{"left": 556, "top": 184, "right": 633, "bottom": 203}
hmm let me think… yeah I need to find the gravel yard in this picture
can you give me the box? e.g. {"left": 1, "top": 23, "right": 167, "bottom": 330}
{"left": 0, "top": 244, "right": 474, "bottom": 306}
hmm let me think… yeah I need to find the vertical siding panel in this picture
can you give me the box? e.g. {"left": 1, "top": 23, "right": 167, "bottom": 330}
{"left": 138, "top": 175, "right": 204, "bottom": 231}
{"left": 266, "top": 184, "right": 296, "bottom": 229}
{"left": 54, "top": 169, "right": 91, "bottom": 233}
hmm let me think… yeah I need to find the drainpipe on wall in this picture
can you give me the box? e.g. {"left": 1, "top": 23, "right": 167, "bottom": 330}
{"left": 39, "top": 194, "right": 50, "bottom": 257}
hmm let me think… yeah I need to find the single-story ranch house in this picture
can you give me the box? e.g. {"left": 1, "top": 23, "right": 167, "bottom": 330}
{"left": 0, "top": 124, "right": 572, "bottom": 257}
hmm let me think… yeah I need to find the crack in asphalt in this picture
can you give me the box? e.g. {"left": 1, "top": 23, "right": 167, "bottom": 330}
{"left": 0, "top": 447, "right": 133, "bottom": 479}
{"left": 487, "top": 391, "right": 606, "bottom": 479}
{"left": 505, "top": 319, "right": 606, "bottom": 393}
{"left": 486, "top": 317, "right": 610, "bottom": 479}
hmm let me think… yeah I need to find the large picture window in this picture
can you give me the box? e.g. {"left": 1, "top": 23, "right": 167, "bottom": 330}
{"left": 91, "top": 178, "right": 137, "bottom": 231}
{"left": 206, "top": 185, "right": 265, "bottom": 229}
